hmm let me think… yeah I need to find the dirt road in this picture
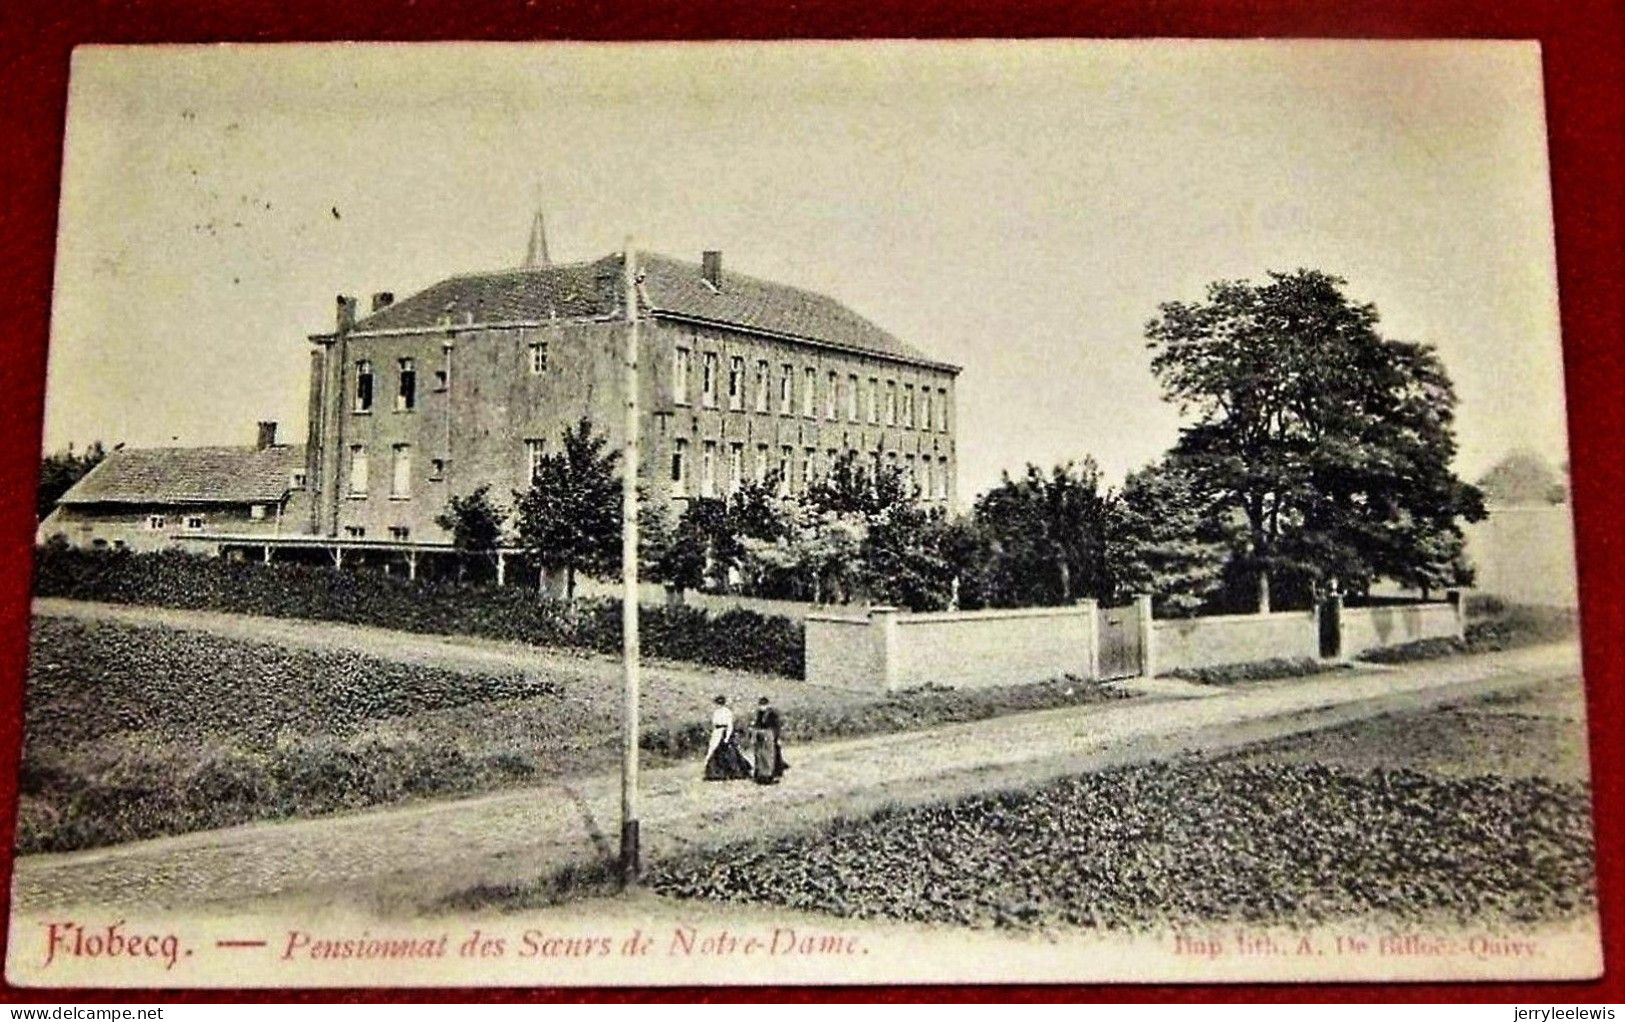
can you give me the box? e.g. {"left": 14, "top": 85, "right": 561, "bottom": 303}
{"left": 9, "top": 634, "right": 1581, "bottom": 915}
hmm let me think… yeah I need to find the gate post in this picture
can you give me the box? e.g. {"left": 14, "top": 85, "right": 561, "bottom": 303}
{"left": 1320, "top": 593, "right": 1345, "bottom": 661}
{"left": 1078, "top": 598, "right": 1100, "bottom": 680}
{"left": 870, "top": 606, "right": 900, "bottom": 692}
{"left": 1446, "top": 588, "right": 1465, "bottom": 640}
{"left": 1135, "top": 593, "right": 1155, "bottom": 679}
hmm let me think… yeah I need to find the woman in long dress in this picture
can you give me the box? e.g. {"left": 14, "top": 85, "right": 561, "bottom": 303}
{"left": 750, "top": 696, "right": 788, "bottom": 785}
{"left": 703, "top": 695, "right": 753, "bottom": 781}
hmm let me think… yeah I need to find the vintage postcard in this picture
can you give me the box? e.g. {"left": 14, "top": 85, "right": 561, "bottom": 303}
{"left": 4, "top": 40, "right": 1596, "bottom": 987}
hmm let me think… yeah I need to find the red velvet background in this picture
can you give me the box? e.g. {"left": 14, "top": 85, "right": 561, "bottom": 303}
{"left": 0, "top": 0, "right": 1620, "bottom": 1004}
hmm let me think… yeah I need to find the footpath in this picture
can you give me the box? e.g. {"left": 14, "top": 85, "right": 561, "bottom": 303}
{"left": 8, "top": 636, "right": 1580, "bottom": 915}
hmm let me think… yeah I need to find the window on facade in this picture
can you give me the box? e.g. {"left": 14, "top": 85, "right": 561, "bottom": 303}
{"left": 702, "top": 352, "right": 719, "bottom": 408}
{"left": 433, "top": 369, "right": 448, "bottom": 391}
{"left": 867, "top": 377, "right": 879, "bottom": 423}
{"left": 778, "top": 446, "right": 792, "bottom": 495}
{"left": 805, "top": 447, "right": 818, "bottom": 485}
{"left": 249, "top": 504, "right": 268, "bottom": 521}
{"left": 397, "top": 358, "right": 416, "bottom": 411}
{"left": 755, "top": 444, "right": 769, "bottom": 483}
{"left": 847, "top": 374, "right": 860, "bottom": 421}
{"left": 921, "top": 389, "right": 933, "bottom": 433}
{"left": 903, "top": 384, "right": 914, "bottom": 428}
{"left": 525, "top": 439, "right": 545, "bottom": 481}
{"left": 939, "top": 457, "right": 950, "bottom": 498}
{"left": 939, "top": 388, "right": 949, "bottom": 431}
{"left": 290, "top": 470, "right": 307, "bottom": 490}
{"left": 729, "top": 443, "right": 744, "bottom": 494}
{"left": 391, "top": 444, "right": 412, "bottom": 497}
{"left": 700, "top": 441, "right": 717, "bottom": 497}
{"left": 529, "top": 341, "right": 548, "bottom": 375}
{"left": 354, "top": 360, "right": 373, "bottom": 412}
{"left": 389, "top": 526, "right": 410, "bottom": 541}
{"left": 673, "top": 347, "right": 691, "bottom": 405}
{"left": 430, "top": 458, "right": 445, "bottom": 481}
{"left": 826, "top": 371, "right": 839, "bottom": 420}
{"left": 349, "top": 444, "right": 368, "bottom": 495}
{"left": 345, "top": 526, "right": 366, "bottom": 539}
{"left": 112, "top": 539, "right": 127, "bottom": 551}
{"left": 754, "top": 360, "right": 769, "bottom": 412}
{"left": 779, "top": 364, "right": 793, "bottom": 415}
{"left": 802, "top": 367, "right": 817, "bottom": 418}
{"left": 146, "top": 514, "right": 166, "bottom": 530}
{"left": 904, "top": 454, "right": 916, "bottom": 494}
{"left": 728, "top": 356, "right": 744, "bottom": 410}
{"left": 885, "top": 380, "right": 897, "bottom": 425}
{"left": 184, "top": 515, "right": 205, "bottom": 531}
{"left": 671, "top": 439, "right": 688, "bottom": 495}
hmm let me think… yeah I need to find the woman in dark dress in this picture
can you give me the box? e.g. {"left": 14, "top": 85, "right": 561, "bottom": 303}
{"left": 703, "top": 695, "right": 753, "bottom": 781}
{"left": 750, "top": 696, "right": 788, "bottom": 784}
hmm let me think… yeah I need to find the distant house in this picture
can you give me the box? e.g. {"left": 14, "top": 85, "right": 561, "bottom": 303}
{"left": 38, "top": 422, "right": 309, "bottom": 552}
{"left": 1463, "top": 504, "right": 1579, "bottom": 608}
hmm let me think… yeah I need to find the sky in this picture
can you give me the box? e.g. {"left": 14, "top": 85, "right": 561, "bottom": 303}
{"left": 44, "top": 40, "right": 1568, "bottom": 500}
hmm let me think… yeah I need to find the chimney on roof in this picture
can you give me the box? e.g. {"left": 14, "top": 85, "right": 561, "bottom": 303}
{"left": 702, "top": 250, "right": 723, "bottom": 288}
{"left": 335, "top": 294, "right": 358, "bottom": 333}
{"left": 371, "top": 292, "right": 394, "bottom": 313}
{"left": 256, "top": 421, "right": 278, "bottom": 450}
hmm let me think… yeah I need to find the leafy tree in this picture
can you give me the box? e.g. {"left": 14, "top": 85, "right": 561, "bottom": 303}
{"left": 973, "top": 459, "right": 1113, "bottom": 607}
{"left": 434, "top": 484, "right": 508, "bottom": 581}
{"left": 1105, "top": 459, "right": 1226, "bottom": 616}
{"left": 652, "top": 496, "right": 728, "bottom": 593}
{"left": 1145, "top": 269, "right": 1485, "bottom": 609}
{"left": 512, "top": 418, "right": 622, "bottom": 600}
{"left": 1477, "top": 449, "right": 1568, "bottom": 506}
{"left": 37, "top": 441, "right": 107, "bottom": 520}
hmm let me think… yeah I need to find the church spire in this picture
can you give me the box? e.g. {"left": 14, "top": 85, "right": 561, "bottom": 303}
{"left": 524, "top": 208, "right": 551, "bottom": 268}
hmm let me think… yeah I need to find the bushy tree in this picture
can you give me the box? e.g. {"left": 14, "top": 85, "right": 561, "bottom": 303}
{"left": 1477, "top": 449, "right": 1568, "bottom": 506}
{"left": 434, "top": 484, "right": 508, "bottom": 581}
{"left": 973, "top": 459, "right": 1113, "bottom": 607}
{"left": 1105, "top": 459, "right": 1226, "bottom": 616}
{"left": 37, "top": 441, "right": 107, "bottom": 520}
{"left": 512, "top": 419, "right": 622, "bottom": 600}
{"left": 1145, "top": 269, "right": 1485, "bottom": 608}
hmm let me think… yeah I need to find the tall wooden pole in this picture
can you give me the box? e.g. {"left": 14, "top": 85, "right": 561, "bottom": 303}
{"left": 619, "top": 239, "right": 642, "bottom": 884}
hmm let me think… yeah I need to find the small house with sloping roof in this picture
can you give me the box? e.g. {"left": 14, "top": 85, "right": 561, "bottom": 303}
{"left": 39, "top": 422, "right": 309, "bottom": 552}
{"left": 301, "top": 249, "right": 961, "bottom": 548}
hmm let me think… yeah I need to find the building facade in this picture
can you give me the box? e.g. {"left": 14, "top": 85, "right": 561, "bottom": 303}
{"left": 302, "top": 250, "right": 961, "bottom": 545}
{"left": 39, "top": 423, "right": 309, "bottom": 552}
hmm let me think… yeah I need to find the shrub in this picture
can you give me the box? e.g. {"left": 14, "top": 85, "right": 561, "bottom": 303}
{"left": 1168, "top": 658, "right": 1346, "bottom": 685}
{"left": 33, "top": 546, "right": 804, "bottom": 678}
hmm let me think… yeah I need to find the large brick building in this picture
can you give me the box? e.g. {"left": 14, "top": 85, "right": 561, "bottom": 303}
{"left": 302, "top": 250, "right": 961, "bottom": 546}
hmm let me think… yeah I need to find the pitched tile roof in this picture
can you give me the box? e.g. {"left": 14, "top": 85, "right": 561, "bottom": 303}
{"left": 350, "top": 252, "right": 957, "bottom": 371}
{"left": 60, "top": 445, "right": 306, "bottom": 506}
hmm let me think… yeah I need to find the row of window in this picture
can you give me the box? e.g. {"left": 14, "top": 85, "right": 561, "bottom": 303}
{"left": 145, "top": 513, "right": 208, "bottom": 531}
{"left": 342, "top": 525, "right": 412, "bottom": 541}
{"left": 353, "top": 358, "right": 447, "bottom": 414}
{"left": 671, "top": 348, "right": 950, "bottom": 432}
{"left": 352, "top": 343, "right": 551, "bottom": 415}
{"left": 668, "top": 440, "right": 952, "bottom": 501}
{"left": 347, "top": 444, "right": 445, "bottom": 498}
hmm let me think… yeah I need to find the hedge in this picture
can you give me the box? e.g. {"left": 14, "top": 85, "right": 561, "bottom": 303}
{"left": 33, "top": 547, "right": 805, "bottom": 678}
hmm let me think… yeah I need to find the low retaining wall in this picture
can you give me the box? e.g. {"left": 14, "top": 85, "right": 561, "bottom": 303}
{"left": 1154, "top": 610, "right": 1320, "bottom": 673}
{"left": 805, "top": 605, "right": 1094, "bottom": 693}
{"left": 1342, "top": 601, "right": 1463, "bottom": 658}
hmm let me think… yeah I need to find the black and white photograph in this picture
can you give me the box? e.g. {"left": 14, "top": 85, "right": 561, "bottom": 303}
{"left": 4, "top": 40, "right": 1597, "bottom": 986}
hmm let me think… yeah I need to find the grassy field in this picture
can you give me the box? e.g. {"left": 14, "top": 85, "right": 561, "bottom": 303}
{"left": 18, "top": 613, "right": 1127, "bottom": 854}
{"left": 647, "top": 676, "right": 1595, "bottom": 932}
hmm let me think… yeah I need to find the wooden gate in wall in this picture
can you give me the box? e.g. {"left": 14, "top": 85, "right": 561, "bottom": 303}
{"left": 1097, "top": 601, "right": 1143, "bottom": 680}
